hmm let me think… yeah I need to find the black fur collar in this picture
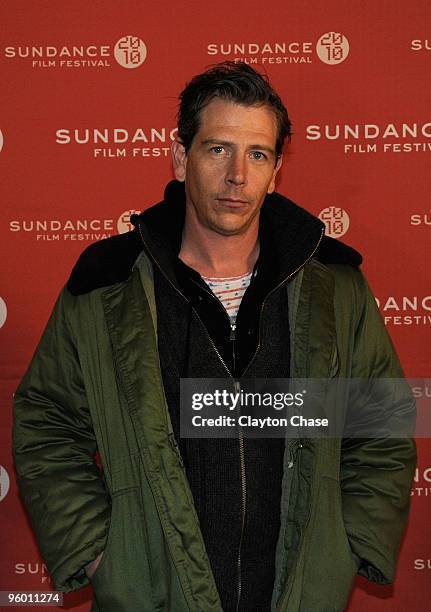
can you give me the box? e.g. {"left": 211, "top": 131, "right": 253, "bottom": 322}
{"left": 67, "top": 180, "right": 362, "bottom": 296}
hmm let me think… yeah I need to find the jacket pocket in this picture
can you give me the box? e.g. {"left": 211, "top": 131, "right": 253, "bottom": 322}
{"left": 300, "top": 476, "right": 357, "bottom": 611}
{"left": 91, "top": 487, "right": 157, "bottom": 611}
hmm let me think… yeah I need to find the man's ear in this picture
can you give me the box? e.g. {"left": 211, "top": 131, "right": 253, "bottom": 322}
{"left": 172, "top": 139, "right": 187, "bottom": 182}
{"left": 267, "top": 155, "right": 283, "bottom": 194}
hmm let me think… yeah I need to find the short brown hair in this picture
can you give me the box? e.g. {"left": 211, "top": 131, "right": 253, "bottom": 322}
{"left": 177, "top": 61, "right": 292, "bottom": 159}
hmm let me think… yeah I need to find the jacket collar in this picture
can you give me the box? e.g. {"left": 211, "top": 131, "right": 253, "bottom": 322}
{"left": 67, "top": 180, "right": 362, "bottom": 296}
{"left": 132, "top": 180, "right": 360, "bottom": 289}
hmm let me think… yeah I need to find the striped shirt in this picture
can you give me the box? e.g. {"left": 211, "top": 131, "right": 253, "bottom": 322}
{"left": 202, "top": 271, "right": 253, "bottom": 325}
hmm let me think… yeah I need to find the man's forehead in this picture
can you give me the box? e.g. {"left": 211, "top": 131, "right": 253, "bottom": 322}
{"left": 196, "top": 99, "right": 278, "bottom": 140}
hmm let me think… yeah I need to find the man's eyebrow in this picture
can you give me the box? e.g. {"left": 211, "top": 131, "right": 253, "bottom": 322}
{"left": 200, "top": 139, "right": 233, "bottom": 147}
{"left": 201, "top": 139, "right": 276, "bottom": 155}
{"left": 249, "top": 144, "right": 276, "bottom": 155}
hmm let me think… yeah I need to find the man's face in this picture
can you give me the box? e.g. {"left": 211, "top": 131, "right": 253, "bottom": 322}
{"left": 172, "top": 98, "right": 282, "bottom": 236}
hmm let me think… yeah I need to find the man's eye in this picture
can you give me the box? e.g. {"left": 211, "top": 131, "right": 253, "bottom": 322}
{"left": 250, "top": 151, "right": 266, "bottom": 160}
{"left": 210, "top": 146, "right": 225, "bottom": 154}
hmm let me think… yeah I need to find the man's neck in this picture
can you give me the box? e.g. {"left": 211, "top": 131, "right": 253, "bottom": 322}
{"left": 179, "top": 218, "right": 260, "bottom": 278}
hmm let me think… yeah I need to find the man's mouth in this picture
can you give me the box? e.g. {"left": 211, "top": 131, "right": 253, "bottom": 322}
{"left": 216, "top": 197, "right": 248, "bottom": 205}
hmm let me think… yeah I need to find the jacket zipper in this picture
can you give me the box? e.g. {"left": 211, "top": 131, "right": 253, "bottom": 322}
{"left": 136, "top": 222, "right": 324, "bottom": 611}
{"left": 234, "top": 380, "right": 247, "bottom": 612}
{"left": 188, "top": 277, "right": 247, "bottom": 611}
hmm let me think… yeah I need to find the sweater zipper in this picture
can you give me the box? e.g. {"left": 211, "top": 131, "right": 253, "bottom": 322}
{"left": 230, "top": 322, "right": 237, "bottom": 370}
{"left": 234, "top": 380, "right": 247, "bottom": 612}
{"left": 172, "top": 273, "right": 248, "bottom": 611}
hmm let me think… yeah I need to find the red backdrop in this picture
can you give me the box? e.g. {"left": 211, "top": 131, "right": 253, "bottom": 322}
{"left": 1, "top": 1, "right": 430, "bottom": 610}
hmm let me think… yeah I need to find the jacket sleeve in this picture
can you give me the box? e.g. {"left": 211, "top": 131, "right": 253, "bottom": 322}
{"left": 339, "top": 269, "right": 416, "bottom": 584}
{"left": 13, "top": 288, "right": 111, "bottom": 592}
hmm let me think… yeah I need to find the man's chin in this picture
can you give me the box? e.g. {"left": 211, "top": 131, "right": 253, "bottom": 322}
{"left": 208, "top": 221, "right": 253, "bottom": 237}
{"left": 205, "top": 207, "right": 260, "bottom": 236}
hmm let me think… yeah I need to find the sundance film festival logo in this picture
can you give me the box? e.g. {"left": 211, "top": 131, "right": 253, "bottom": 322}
{"left": 0, "top": 466, "right": 10, "bottom": 502}
{"left": 375, "top": 295, "right": 431, "bottom": 326}
{"left": 9, "top": 210, "right": 141, "bottom": 243}
{"left": 3, "top": 35, "right": 147, "bottom": 69}
{"left": 306, "top": 122, "right": 431, "bottom": 154}
{"left": 0, "top": 297, "right": 7, "bottom": 328}
{"left": 55, "top": 127, "right": 177, "bottom": 159}
{"left": 117, "top": 210, "right": 141, "bottom": 233}
{"left": 206, "top": 32, "right": 349, "bottom": 66}
{"left": 318, "top": 206, "right": 349, "bottom": 238}
{"left": 9, "top": 218, "right": 115, "bottom": 242}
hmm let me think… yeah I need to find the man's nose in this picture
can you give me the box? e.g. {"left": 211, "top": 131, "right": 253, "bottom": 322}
{"left": 225, "top": 153, "right": 247, "bottom": 186}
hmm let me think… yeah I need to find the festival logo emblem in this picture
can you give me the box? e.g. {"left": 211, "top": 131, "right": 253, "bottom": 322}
{"left": 3, "top": 35, "right": 147, "bottom": 70}
{"left": 316, "top": 32, "right": 349, "bottom": 65}
{"left": 206, "top": 32, "right": 351, "bottom": 66}
{"left": 318, "top": 206, "right": 350, "bottom": 237}
{"left": 117, "top": 210, "right": 142, "bottom": 234}
{"left": 114, "top": 36, "right": 147, "bottom": 68}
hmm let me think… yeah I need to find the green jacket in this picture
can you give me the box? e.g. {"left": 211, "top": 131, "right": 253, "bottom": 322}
{"left": 13, "top": 225, "right": 416, "bottom": 612}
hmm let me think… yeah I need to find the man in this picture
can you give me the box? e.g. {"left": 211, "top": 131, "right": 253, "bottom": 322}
{"left": 13, "top": 62, "right": 416, "bottom": 611}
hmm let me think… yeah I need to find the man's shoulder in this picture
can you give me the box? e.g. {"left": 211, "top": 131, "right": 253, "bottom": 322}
{"left": 67, "top": 231, "right": 143, "bottom": 296}
{"left": 312, "top": 236, "right": 366, "bottom": 309}
{"left": 315, "top": 235, "right": 362, "bottom": 267}
{"left": 314, "top": 238, "right": 366, "bottom": 298}
{"left": 67, "top": 185, "right": 177, "bottom": 297}
{"left": 264, "top": 191, "right": 362, "bottom": 268}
